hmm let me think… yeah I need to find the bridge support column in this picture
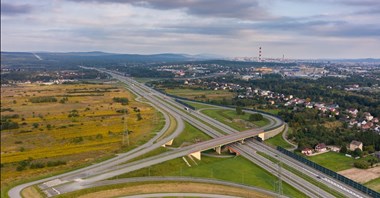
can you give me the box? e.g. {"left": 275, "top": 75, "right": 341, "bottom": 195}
{"left": 227, "top": 147, "right": 240, "bottom": 156}
{"left": 189, "top": 151, "right": 201, "bottom": 160}
{"left": 161, "top": 139, "right": 174, "bottom": 147}
{"left": 258, "top": 133, "right": 266, "bottom": 141}
{"left": 215, "top": 146, "right": 222, "bottom": 154}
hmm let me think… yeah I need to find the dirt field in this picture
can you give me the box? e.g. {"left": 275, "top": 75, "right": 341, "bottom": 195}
{"left": 1, "top": 83, "right": 163, "bottom": 189}
{"left": 77, "top": 182, "right": 273, "bottom": 198}
{"left": 338, "top": 166, "right": 380, "bottom": 183}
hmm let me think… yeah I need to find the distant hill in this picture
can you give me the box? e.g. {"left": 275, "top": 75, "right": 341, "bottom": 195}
{"left": 1, "top": 51, "right": 223, "bottom": 64}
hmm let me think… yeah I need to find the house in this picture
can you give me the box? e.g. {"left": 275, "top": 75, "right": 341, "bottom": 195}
{"left": 315, "top": 143, "right": 327, "bottom": 152}
{"left": 347, "top": 108, "right": 358, "bottom": 117}
{"left": 349, "top": 140, "right": 363, "bottom": 151}
{"left": 327, "top": 145, "right": 341, "bottom": 152}
{"left": 362, "top": 123, "right": 371, "bottom": 130}
{"left": 364, "top": 112, "right": 374, "bottom": 121}
{"left": 301, "top": 148, "right": 313, "bottom": 155}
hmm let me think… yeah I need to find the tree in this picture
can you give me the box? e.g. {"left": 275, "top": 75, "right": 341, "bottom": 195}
{"left": 249, "top": 113, "right": 263, "bottom": 121}
{"left": 236, "top": 106, "right": 244, "bottom": 115}
{"left": 353, "top": 148, "right": 363, "bottom": 157}
{"left": 340, "top": 144, "right": 347, "bottom": 154}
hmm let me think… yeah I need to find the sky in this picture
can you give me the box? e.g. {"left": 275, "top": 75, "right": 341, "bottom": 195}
{"left": 1, "top": 0, "right": 380, "bottom": 59}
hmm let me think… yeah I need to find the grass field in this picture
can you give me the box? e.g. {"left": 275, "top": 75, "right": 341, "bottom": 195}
{"left": 116, "top": 155, "right": 305, "bottom": 197}
{"left": 201, "top": 109, "right": 269, "bottom": 131}
{"left": 0, "top": 83, "right": 164, "bottom": 190}
{"left": 265, "top": 132, "right": 293, "bottom": 149}
{"left": 182, "top": 101, "right": 215, "bottom": 110}
{"left": 171, "top": 121, "right": 211, "bottom": 147}
{"left": 165, "top": 88, "right": 234, "bottom": 101}
{"left": 307, "top": 152, "right": 370, "bottom": 172}
{"left": 364, "top": 177, "right": 380, "bottom": 192}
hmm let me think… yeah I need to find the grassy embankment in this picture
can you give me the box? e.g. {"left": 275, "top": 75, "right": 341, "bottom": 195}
{"left": 201, "top": 109, "right": 269, "bottom": 131}
{"left": 265, "top": 128, "right": 294, "bottom": 149}
{"left": 0, "top": 83, "right": 164, "bottom": 196}
{"left": 114, "top": 155, "right": 305, "bottom": 198}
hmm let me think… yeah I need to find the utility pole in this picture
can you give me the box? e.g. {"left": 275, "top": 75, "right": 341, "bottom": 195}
{"left": 122, "top": 111, "right": 129, "bottom": 146}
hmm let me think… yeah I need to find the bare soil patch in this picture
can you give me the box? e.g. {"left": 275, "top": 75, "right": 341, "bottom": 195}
{"left": 338, "top": 166, "right": 380, "bottom": 183}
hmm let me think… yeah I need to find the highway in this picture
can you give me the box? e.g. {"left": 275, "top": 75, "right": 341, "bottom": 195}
{"left": 112, "top": 71, "right": 369, "bottom": 198}
{"left": 8, "top": 68, "right": 370, "bottom": 198}
{"left": 96, "top": 71, "right": 338, "bottom": 198}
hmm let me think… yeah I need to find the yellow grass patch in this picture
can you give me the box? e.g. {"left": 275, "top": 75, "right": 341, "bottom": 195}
{"left": 1, "top": 83, "right": 163, "bottom": 187}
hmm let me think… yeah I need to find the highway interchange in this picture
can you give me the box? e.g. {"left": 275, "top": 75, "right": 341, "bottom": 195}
{"left": 9, "top": 68, "right": 371, "bottom": 198}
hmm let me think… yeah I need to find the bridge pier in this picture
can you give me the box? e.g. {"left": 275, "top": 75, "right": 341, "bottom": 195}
{"left": 227, "top": 146, "right": 240, "bottom": 156}
{"left": 189, "top": 151, "right": 201, "bottom": 160}
{"left": 215, "top": 146, "right": 222, "bottom": 154}
{"left": 161, "top": 139, "right": 174, "bottom": 147}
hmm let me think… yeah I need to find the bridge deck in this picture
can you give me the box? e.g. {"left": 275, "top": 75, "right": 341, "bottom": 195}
{"left": 188, "top": 128, "right": 263, "bottom": 153}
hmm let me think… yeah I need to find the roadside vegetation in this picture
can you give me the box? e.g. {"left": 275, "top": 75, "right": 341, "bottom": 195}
{"left": 171, "top": 121, "right": 211, "bottom": 147}
{"left": 0, "top": 83, "right": 164, "bottom": 193}
{"left": 265, "top": 131, "right": 293, "bottom": 149}
{"left": 201, "top": 108, "right": 269, "bottom": 131}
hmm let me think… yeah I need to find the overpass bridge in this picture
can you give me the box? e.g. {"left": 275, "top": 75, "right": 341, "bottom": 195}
{"left": 185, "top": 128, "right": 264, "bottom": 159}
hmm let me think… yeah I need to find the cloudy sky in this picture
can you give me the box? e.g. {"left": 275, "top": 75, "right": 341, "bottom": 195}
{"left": 1, "top": 0, "right": 380, "bottom": 59}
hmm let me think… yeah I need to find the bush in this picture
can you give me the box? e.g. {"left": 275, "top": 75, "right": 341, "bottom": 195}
{"left": 96, "top": 134, "right": 103, "bottom": 139}
{"left": 249, "top": 113, "right": 263, "bottom": 121}
{"left": 0, "top": 120, "right": 19, "bottom": 130}
{"left": 30, "top": 162, "right": 45, "bottom": 169}
{"left": 32, "top": 123, "right": 39, "bottom": 128}
{"left": 113, "top": 97, "right": 129, "bottom": 105}
{"left": 46, "top": 160, "right": 66, "bottom": 167}
{"left": 354, "top": 161, "right": 369, "bottom": 169}
{"left": 68, "top": 109, "right": 80, "bottom": 118}
{"left": 116, "top": 109, "right": 128, "bottom": 114}
{"left": 30, "top": 96, "right": 57, "bottom": 103}
{"left": 16, "top": 166, "right": 25, "bottom": 171}
{"left": 72, "top": 136, "right": 84, "bottom": 143}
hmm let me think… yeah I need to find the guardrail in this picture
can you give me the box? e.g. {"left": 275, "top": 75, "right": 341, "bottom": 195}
{"left": 277, "top": 146, "right": 380, "bottom": 198}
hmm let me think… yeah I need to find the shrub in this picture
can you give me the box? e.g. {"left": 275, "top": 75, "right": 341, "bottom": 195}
{"left": 354, "top": 161, "right": 369, "bottom": 169}
{"left": 249, "top": 113, "right": 264, "bottom": 121}
{"left": 113, "top": 97, "right": 129, "bottom": 105}
{"left": 32, "top": 123, "right": 39, "bottom": 128}
{"left": 16, "top": 166, "right": 25, "bottom": 171}
{"left": 30, "top": 162, "right": 45, "bottom": 169}
{"left": 72, "top": 136, "right": 84, "bottom": 143}
{"left": 68, "top": 110, "right": 80, "bottom": 117}
{"left": 29, "top": 96, "right": 57, "bottom": 103}
{"left": 47, "top": 160, "right": 66, "bottom": 167}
